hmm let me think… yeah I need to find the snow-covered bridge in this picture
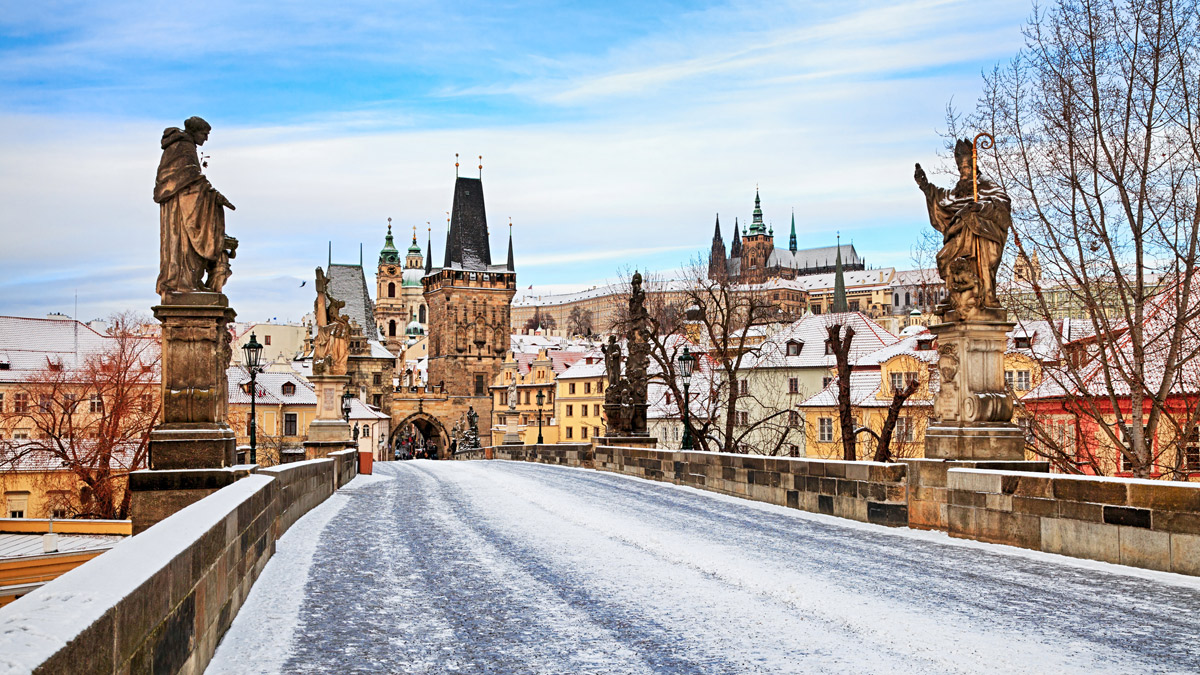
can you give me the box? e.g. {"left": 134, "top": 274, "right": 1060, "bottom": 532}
{"left": 208, "top": 460, "right": 1200, "bottom": 674}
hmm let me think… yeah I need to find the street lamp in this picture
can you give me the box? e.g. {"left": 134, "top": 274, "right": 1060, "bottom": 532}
{"left": 535, "top": 389, "right": 545, "bottom": 445}
{"left": 678, "top": 346, "right": 695, "bottom": 450}
{"left": 241, "top": 333, "right": 264, "bottom": 464}
{"left": 341, "top": 389, "right": 354, "bottom": 422}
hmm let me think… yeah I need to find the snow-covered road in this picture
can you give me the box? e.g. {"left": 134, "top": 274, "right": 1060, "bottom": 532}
{"left": 208, "top": 460, "right": 1200, "bottom": 674}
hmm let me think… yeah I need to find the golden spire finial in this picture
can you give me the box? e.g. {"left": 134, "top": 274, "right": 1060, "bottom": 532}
{"left": 455, "top": 153, "right": 459, "bottom": 178}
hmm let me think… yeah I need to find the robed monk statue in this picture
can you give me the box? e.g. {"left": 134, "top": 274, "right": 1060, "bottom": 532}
{"left": 155, "top": 116, "right": 238, "bottom": 298}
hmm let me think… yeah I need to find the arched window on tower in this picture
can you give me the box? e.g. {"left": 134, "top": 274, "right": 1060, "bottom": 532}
{"left": 388, "top": 282, "right": 395, "bottom": 298}
{"left": 905, "top": 291, "right": 911, "bottom": 307}
{"left": 388, "top": 319, "right": 397, "bottom": 337}
{"left": 419, "top": 305, "right": 426, "bottom": 324}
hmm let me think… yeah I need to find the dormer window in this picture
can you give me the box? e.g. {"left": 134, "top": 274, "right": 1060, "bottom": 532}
{"left": 786, "top": 340, "right": 803, "bottom": 357}
{"left": 282, "top": 382, "right": 296, "bottom": 396}
{"left": 1014, "top": 336, "right": 1032, "bottom": 350}
{"left": 916, "top": 338, "right": 935, "bottom": 351}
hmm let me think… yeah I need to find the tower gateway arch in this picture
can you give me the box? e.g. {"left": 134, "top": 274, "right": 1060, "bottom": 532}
{"left": 387, "top": 173, "right": 517, "bottom": 457}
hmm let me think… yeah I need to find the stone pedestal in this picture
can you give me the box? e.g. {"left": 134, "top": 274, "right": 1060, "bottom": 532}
{"left": 304, "top": 374, "right": 353, "bottom": 459}
{"left": 503, "top": 409, "right": 521, "bottom": 445}
{"left": 925, "top": 319, "right": 1024, "bottom": 461}
{"left": 592, "top": 435, "right": 658, "bottom": 450}
{"left": 132, "top": 293, "right": 239, "bottom": 532}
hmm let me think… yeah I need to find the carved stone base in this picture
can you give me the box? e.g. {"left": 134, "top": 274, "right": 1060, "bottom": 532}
{"left": 128, "top": 465, "right": 255, "bottom": 534}
{"left": 310, "top": 374, "right": 351, "bottom": 422}
{"left": 304, "top": 419, "right": 353, "bottom": 459}
{"left": 150, "top": 292, "right": 237, "bottom": 470}
{"left": 149, "top": 425, "right": 236, "bottom": 470}
{"left": 924, "top": 423, "right": 1026, "bottom": 461}
{"left": 503, "top": 410, "right": 521, "bottom": 445}
{"left": 592, "top": 435, "right": 658, "bottom": 450}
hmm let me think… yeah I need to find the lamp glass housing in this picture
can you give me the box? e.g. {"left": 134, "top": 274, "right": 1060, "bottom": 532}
{"left": 243, "top": 333, "right": 264, "bottom": 371}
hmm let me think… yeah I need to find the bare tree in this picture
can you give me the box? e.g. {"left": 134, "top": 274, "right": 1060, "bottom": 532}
{"left": 566, "top": 306, "right": 594, "bottom": 337}
{"left": 523, "top": 307, "right": 557, "bottom": 333}
{"left": 964, "top": 0, "right": 1200, "bottom": 478}
{"left": 0, "top": 312, "right": 158, "bottom": 518}
{"left": 825, "top": 322, "right": 857, "bottom": 461}
{"left": 872, "top": 378, "right": 921, "bottom": 463}
{"left": 619, "top": 260, "right": 797, "bottom": 455}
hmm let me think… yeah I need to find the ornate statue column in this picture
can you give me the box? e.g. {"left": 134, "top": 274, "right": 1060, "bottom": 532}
{"left": 130, "top": 117, "right": 247, "bottom": 533}
{"left": 914, "top": 136, "right": 1024, "bottom": 460}
{"left": 303, "top": 267, "right": 355, "bottom": 459}
{"left": 503, "top": 375, "right": 522, "bottom": 445}
{"left": 596, "top": 273, "right": 657, "bottom": 450}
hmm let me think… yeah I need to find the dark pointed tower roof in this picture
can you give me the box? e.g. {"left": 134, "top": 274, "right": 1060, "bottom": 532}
{"left": 444, "top": 176, "right": 492, "bottom": 270}
{"left": 709, "top": 213, "right": 728, "bottom": 278}
{"left": 730, "top": 218, "right": 743, "bottom": 257}
{"left": 832, "top": 234, "right": 849, "bottom": 314}
{"left": 788, "top": 210, "right": 798, "bottom": 253}
{"left": 506, "top": 223, "right": 515, "bottom": 272}
{"left": 424, "top": 229, "right": 433, "bottom": 274}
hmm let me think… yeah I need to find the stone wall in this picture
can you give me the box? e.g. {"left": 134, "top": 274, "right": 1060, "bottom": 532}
{"left": 0, "top": 458, "right": 348, "bottom": 675}
{"left": 329, "top": 448, "right": 359, "bottom": 490}
{"left": 947, "top": 468, "right": 1200, "bottom": 575}
{"left": 482, "top": 444, "right": 909, "bottom": 527}
{"left": 904, "top": 458, "right": 1049, "bottom": 531}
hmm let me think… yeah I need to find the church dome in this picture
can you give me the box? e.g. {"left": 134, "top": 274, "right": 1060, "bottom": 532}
{"left": 405, "top": 320, "right": 425, "bottom": 336}
{"left": 402, "top": 268, "right": 424, "bottom": 287}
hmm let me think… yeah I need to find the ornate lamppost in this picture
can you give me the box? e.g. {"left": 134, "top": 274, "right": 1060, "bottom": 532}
{"left": 241, "top": 333, "right": 264, "bottom": 464}
{"left": 678, "top": 346, "right": 695, "bottom": 450}
{"left": 341, "top": 389, "right": 354, "bottom": 423}
{"left": 535, "top": 389, "right": 546, "bottom": 445}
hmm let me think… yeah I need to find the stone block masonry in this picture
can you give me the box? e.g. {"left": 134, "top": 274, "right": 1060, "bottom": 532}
{"left": 480, "top": 444, "right": 909, "bottom": 527}
{"left": 0, "top": 455, "right": 357, "bottom": 675}
{"left": 947, "top": 469, "right": 1200, "bottom": 575}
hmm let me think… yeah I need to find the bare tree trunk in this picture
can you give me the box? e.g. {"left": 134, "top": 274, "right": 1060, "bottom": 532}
{"left": 827, "top": 324, "right": 856, "bottom": 462}
{"left": 874, "top": 378, "right": 920, "bottom": 463}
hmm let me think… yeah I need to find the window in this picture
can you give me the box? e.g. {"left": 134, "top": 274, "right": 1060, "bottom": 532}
{"left": 890, "top": 371, "right": 918, "bottom": 394}
{"left": 916, "top": 338, "right": 934, "bottom": 351}
{"left": 585, "top": 382, "right": 591, "bottom": 394}
{"left": 581, "top": 427, "right": 588, "bottom": 439}
{"left": 594, "top": 404, "right": 600, "bottom": 417}
{"left": 1016, "top": 370, "right": 1031, "bottom": 390}
{"left": 89, "top": 394, "right": 102, "bottom": 413}
{"left": 524, "top": 391, "right": 530, "bottom": 405}
{"left": 264, "top": 335, "right": 272, "bottom": 346}
{"left": 6, "top": 492, "right": 29, "bottom": 519}
{"left": 850, "top": 300, "right": 860, "bottom": 312}
{"left": 372, "top": 394, "right": 382, "bottom": 408}
{"left": 140, "top": 394, "right": 153, "bottom": 412}
{"left": 370, "top": 373, "right": 381, "bottom": 386}
{"left": 419, "top": 305, "right": 427, "bottom": 323}
{"left": 284, "top": 413, "right": 298, "bottom": 436}
{"left": 474, "top": 374, "right": 485, "bottom": 396}
{"left": 822, "top": 377, "right": 833, "bottom": 389}
{"left": 282, "top": 382, "right": 296, "bottom": 396}
{"left": 1184, "top": 428, "right": 1200, "bottom": 472}
{"left": 13, "top": 393, "right": 28, "bottom": 413}
{"left": 786, "top": 341, "right": 802, "bottom": 356}
{"left": 566, "top": 427, "right": 574, "bottom": 439}
{"left": 818, "top": 417, "right": 834, "bottom": 442}
{"left": 824, "top": 340, "right": 835, "bottom": 355}
{"left": 38, "top": 395, "right": 52, "bottom": 413}
{"left": 594, "top": 427, "right": 600, "bottom": 438}
{"left": 0, "top": 393, "right": 4, "bottom": 412}
{"left": 894, "top": 293, "right": 900, "bottom": 306}
{"left": 566, "top": 405, "right": 574, "bottom": 417}
{"left": 788, "top": 377, "right": 799, "bottom": 394}
{"left": 896, "top": 417, "right": 914, "bottom": 442}
{"left": 788, "top": 410, "right": 800, "bottom": 427}
{"left": 388, "top": 282, "right": 396, "bottom": 298}
{"left": 569, "top": 383, "right": 577, "bottom": 395}
{"left": 13, "top": 429, "right": 30, "bottom": 440}
{"left": 905, "top": 292, "right": 911, "bottom": 306}
{"left": 581, "top": 405, "right": 588, "bottom": 418}
{"left": 737, "top": 411, "right": 749, "bottom": 426}
{"left": 739, "top": 380, "right": 748, "bottom": 396}
{"left": 1014, "top": 336, "right": 1032, "bottom": 350}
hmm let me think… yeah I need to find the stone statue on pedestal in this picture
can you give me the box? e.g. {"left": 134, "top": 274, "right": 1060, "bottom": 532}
{"left": 507, "top": 377, "right": 518, "bottom": 411}
{"left": 603, "top": 273, "right": 651, "bottom": 437}
{"left": 914, "top": 138, "right": 1011, "bottom": 321}
{"left": 915, "top": 137, "right": 1024, "bottom": 460}
{"left": 313, "top": 267, "right": 350, "bottom": 376}
{"left": 155, "top": 116, "right": 238, "bottom": 299}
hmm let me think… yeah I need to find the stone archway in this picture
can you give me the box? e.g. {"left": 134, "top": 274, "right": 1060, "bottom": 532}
{"left": 390, "top": 412, "right": 449, "bottom": 459}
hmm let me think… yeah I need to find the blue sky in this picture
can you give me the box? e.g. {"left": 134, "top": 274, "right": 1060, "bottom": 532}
{"left": 0, "top": 0, "right": 1032, "bottom": 323}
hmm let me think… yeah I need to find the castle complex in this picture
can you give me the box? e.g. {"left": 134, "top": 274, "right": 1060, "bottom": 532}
{"left": 709, "top": 188, "right": 866, "bottom": 284}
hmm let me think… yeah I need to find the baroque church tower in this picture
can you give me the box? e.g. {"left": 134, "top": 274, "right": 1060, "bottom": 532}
{"left": 375, "top": 220, "right": 427, "bottom": 355}
{"left": 739, "top": 188, "right": 776, "bottom": 284}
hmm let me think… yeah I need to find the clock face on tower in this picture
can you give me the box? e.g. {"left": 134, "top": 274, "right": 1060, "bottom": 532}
{"left": 388, "top": 266, "right": 397, "bottom": 274}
